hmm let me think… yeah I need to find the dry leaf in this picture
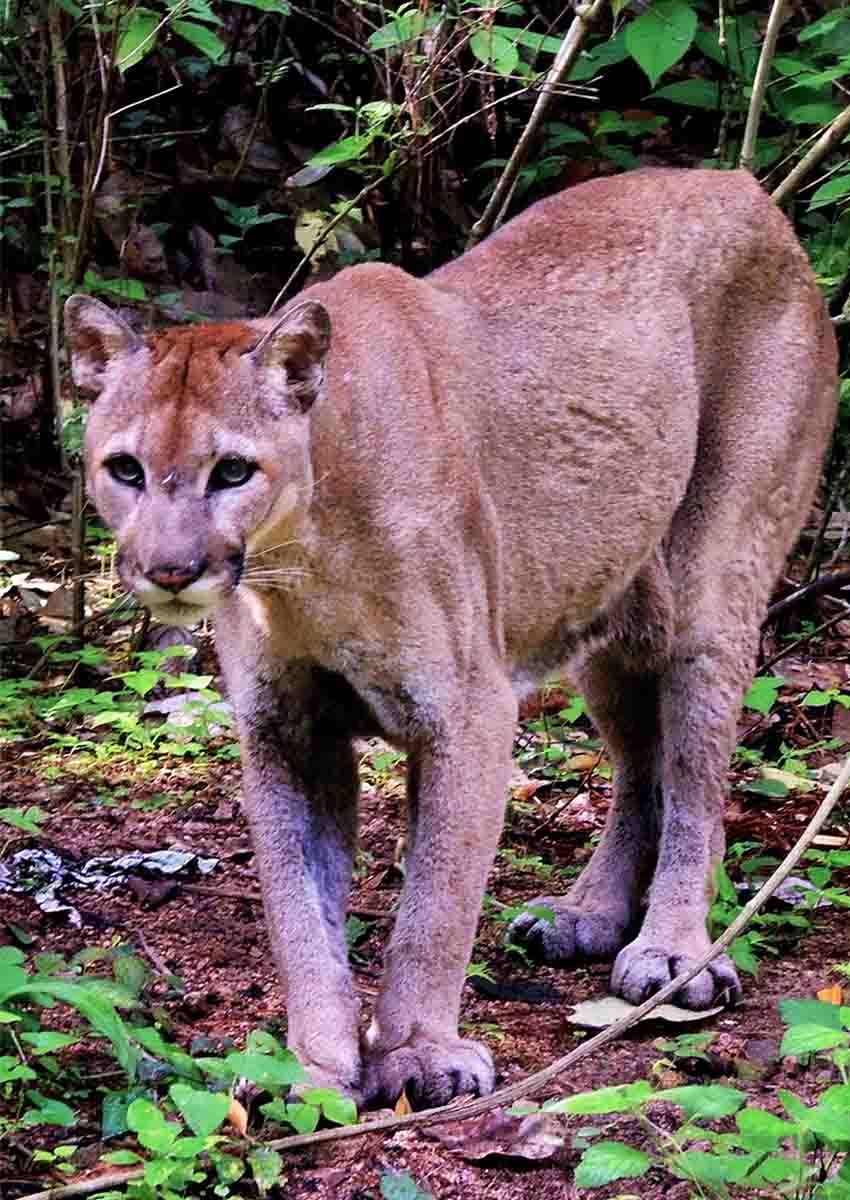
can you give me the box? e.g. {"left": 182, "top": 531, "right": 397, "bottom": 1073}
{"left": 424, "top": 1108, "right": 564, "bottom": 1162}
{"left": 228, "top": 1097, "right": 249, "bottom": 1137}
{"left": 394, "top": 1089, "right": 413, "bottom": 1116}
{"left": 817, "top": 985, "right": 844, "bottom": 1005}
{"left": 570, "top": 995, "right": 724, "bottom": 1029}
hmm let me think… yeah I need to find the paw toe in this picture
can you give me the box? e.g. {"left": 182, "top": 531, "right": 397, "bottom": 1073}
{"left": 612, "top": 943, "right": 741, "bottom": 1009}
{"left": 364, "top": 1038, "right": 494, "bottom": 1108}
{"left": 508, "top": 898, "right": 629, "bottom": 964}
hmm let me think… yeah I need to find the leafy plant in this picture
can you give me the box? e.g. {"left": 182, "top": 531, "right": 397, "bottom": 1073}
{"left": 515, "top": 1000, "right": 850, "bottom": 1196}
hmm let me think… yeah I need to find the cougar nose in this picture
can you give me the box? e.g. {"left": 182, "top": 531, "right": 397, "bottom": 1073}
{"left": 146, "top": 560, "right": 207, "bottom": 593}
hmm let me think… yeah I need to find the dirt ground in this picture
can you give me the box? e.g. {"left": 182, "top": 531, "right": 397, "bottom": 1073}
{"left": 1, "top": 656, "right": 849, "bottom": 1200}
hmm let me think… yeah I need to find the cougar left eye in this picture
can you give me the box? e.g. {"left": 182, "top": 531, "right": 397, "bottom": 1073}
{"left": 209, "top": 457, "right": 257, "bottom": 490}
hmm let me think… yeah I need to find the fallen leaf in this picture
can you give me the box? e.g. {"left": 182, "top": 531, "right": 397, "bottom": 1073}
{"left": 570, "top": 996, "right": 724, "bottom": 1029}
{"left": 817, "top": 985, "right": 844, "bottom": 1005}
{"left": 568, "top": 752, "right": 602, "bottom": 772}
{"left": 228, "top": 1097, "right": 249, "bottom": 1137}
{"left": 424, "top": 1108, "right": 564, "bottom": 1162}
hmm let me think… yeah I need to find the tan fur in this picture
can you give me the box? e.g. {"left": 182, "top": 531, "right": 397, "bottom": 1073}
{"left": 65, "top": 169, "right": 837, "bottom": 1107}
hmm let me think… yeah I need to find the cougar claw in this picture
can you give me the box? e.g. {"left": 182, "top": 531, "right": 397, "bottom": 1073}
{"left": 363, "top": 1036, "right": 495, "bottom": 1108}
{"left": 507, "top": 897, "right": 632, "bottom": 963}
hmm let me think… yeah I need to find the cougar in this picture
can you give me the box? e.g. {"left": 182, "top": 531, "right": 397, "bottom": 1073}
{"left": 65, "top": 169, "right": 837, "bottom": 1107}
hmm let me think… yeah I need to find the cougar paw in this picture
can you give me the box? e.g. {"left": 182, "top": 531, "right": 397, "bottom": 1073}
{"left": 363, "top": 1036, "right": 495, "bottom": 1108}
{"left": 507, "top": 897, "right": 631, "bottom": 964}
{"left": 611, "top": 942, "right": 742, "bottom": 1009}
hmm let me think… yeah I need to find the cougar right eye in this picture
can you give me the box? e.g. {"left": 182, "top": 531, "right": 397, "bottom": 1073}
{"left": 106, "top": 455, "right": 145, "bottom": 488}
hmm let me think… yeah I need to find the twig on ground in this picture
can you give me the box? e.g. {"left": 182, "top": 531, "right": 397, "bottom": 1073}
{"left": 180, "top": 881, "right": 393, "bottom": 921}
{"left": 24, "top": 754, "right": 850, "bottom": 1200}
{"left": 739, "top": 0, "right": 787, "bottom": 173}
{"left": 135, "top": 930, "right": 173, "bottom": 979}
{"left": 764, "top": 568, "right": 850, "bottom": 623}
{"left": 760, "top": 604, "right": 850, "bottom": 673}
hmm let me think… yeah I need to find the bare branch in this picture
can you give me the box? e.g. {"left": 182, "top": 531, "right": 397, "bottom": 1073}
{"left": 739, "top": 0, "right": 787, "bottom": 173}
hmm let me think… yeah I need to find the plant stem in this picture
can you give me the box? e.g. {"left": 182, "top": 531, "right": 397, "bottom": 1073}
{"left": 467, "top": 0, "right": 610, "bottom": 248}
{"left": 772, "top": 101, "right": 850, "bottom": 207}
{"left": 739, "top": 0, "right": 787, "bottom": 173}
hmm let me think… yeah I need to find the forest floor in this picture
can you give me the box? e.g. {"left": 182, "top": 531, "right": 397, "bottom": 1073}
{"left": 1, "top": 589, "right": 850, "bottom": 1199}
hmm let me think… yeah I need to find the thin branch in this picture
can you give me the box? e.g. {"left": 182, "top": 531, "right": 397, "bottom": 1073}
{"left": 771, "top": 101, "right": 850, "bottom": 207}
{"left": 739, "top": 0, "right": 787, "bottom": 173}
{"left": 23, "top": 756, "right": 850, "bottom": 1200}
{"left": 761, "top": 604, "right": 850, "bottom": 673}
{"left": 764, "top": 567, "right": 850, "bottom": 623}
{"left": 265, "top": 176, "right": 378, "bottom": 315}
{"left": 467, "top": 0, "right": 610, "bottom": 248}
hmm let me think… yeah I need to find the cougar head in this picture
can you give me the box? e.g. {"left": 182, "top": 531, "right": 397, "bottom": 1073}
{"left": 64, "top": 296, "right": 331, "bottom": 625}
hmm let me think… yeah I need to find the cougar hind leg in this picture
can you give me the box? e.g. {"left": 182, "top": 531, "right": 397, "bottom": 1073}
{"left": 610, "top": 294, "right": 836, "bottom": 1008}
{"left": 509, "top": 555, "right": 672, "bottom": 965}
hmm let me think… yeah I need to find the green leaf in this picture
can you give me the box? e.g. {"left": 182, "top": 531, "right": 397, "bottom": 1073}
{"left": 248, "top": 1147, "right": 284, "bottom": 1195}
{"left": 744, "top": 778, "right": 789, "bottom": 797}
{"left": 673, "top": 1149, "right": 755, "bottom": 1187}
{"left": 114, "top": 955, "right": 148, "bottom": 998}
{"left": 657, "top": 1084, "right": 747, "bottom": 1120}
{"left": 260, "top": 1099, "right": 320, "bottom": 1133}
{"left": 19, "top": 1031, "right": 79, "bottom": 1054}
{"left": 368, "top": 11, "right": 439, "bottom": 51}
{"left": 0, "top": 963, "right": 30, "bottom": 1000}
{"left": 470, "top": 30, "right": 519, "bottom": 76}
{"left": 785, "top": 102, "right": 843, "bottom": 125}
{"left": 83, "top": 272, "right": 147, "bottom": 302}
{"left": 798, "top": 9, "right": 850, "bottom": 42}
{"left": 0, "top": 1056, "right": 37, "bottom": 1084}
{"left": 10, "top": 980, "right": 137, "bottom": 1077}
{"left": 169, "top": 1084, "right": 230, "bottom": 1137}
{"left": 735, "top": 1107, "right": 797, "bottom": 1150}
{"left": 809, "top": 174, "right": 850, "bottom": 210}
{"left": 780, "top": 1023, "right": 849, "bottom": 1056}
{"left": 117, "top": 8, "right": 159, "bottom": 72}
{"left": 652, "top": 79, "right": 719, "bottom": 109}
{"left": 547, "top": 1080, "right": 653, "bottom": 1115}
{"left": 127, "top": 1098, "right": 181, "bottom": 1153}
{"left": 381, "top": 1172, "right": 433, "bottom": 1200}
{"left": 780, "top": 998, "right": 845, "bottom": 1028}
{"left": 101, "top": 1150, "right": 144, "bottom": 1165}
{"left": 172, "top": 19, "right": 226, "bottom": 60}
{"left": 23, "top": 1092, "right": 76, "bottom": 1127}
{"left": 569, "top": 31, "right": 630, "bottom": 82}
{"left": 0, "top": 806, "right": 46, "bottom": 834}
{"left": 544, "top": 123, "right": 590, "bottom": 148}
{"left": 117, "top": 669, "right": 161, "bottom": 698}
{"left": 308, "top": 133, "right": 376, "bottom": 167}
{"left": 625, "top": 0, "right": 697, "bottom": 87}
{"left": 742, "top": 675, "right": 784, "bottom": 715}
{"left": 574, "top": 1141, "right": 651, "bottom": 1188}
{"left": 224, "top": 1050, "right": 307, "bottom": 1088}
{"left": 303, "top": 1087, "right": 358, "bottom": 1125}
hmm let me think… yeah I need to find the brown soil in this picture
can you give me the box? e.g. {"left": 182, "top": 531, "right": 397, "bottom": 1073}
{"left": 1, "top": 682, "right": 849, "bottom": 1200}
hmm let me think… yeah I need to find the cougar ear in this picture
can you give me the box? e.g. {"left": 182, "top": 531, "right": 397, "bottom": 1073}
{"left": 250, "top": 300, "right": 331, "bottom": 413}
{"left": 64, "top": 295, "right": 142, "bottom": 396}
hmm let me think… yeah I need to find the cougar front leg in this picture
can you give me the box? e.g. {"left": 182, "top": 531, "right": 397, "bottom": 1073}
{"left": 239, "top": 711, "right": 361, "bottom": 1094}
{"left": 363, "top": 676, "right": 517, "bottom": 1107}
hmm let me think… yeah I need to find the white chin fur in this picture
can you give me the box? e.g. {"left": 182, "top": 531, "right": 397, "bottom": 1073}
{"left": 144, "top": 600, "right": 219, "bottom": 625}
